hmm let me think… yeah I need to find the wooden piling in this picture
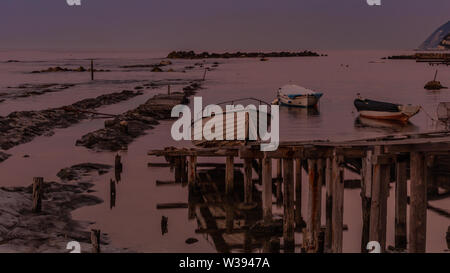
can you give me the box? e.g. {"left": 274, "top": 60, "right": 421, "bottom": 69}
{"left": 91, "top": 229, "right": 101, "bottom": 253}
{"left": 188, "top": 155, "right": 197, "bottom": 189}
{"left": 276, "top": 159, "right": 283, "bottom": 207}
{"left": 283, "top": 157, "right": 295, "bottom": 252}
{"left": 110, "top": 179, "right": 116, "bottom": 209}
{"left": 32, "top": 177, "right": 44, "bottom": 213}
{"left": 331, "top": 154, "right": 344, "bottom": 253}
{"left": 409, "top": 152, "right": 427, "bottom": 253}
{"left": 168, "top": 85, "right": 171, "bottom": 95}
{"left": 369, "top": 146, "right": 390, "bottom": 252}
{"left": 395, "top": 156, "right": 407, "bottom": 249}
{"left": 181, "top": 156, "right": 188, "bottom": 185}
{"left": 324, "top": 157, "right": 333, "bottom": 252}
{"left": 90, "top": 59, "right": 94, "bottom": 81}
{"left": 295, "top": 158, "right": 304, "bottom": 229}
{"left": 115, "top": 153, "right": 122, "bottom": 172}
{"left": 226, "top": 156, "right": 234, "bottom": 195}
{"left": 244, "top": 158, "right": 253, "bottom": 204}
{"left": 306, "top": 159, "right": 323, "bottom": 252}
{"left": 361, "top": 150, "right": 373, "bottom": 252}
{"left": 262, "top": 156, "right": 272, "bottom": 224}
{"left": 174, "top": 157, "right": 182, "bottom": 182}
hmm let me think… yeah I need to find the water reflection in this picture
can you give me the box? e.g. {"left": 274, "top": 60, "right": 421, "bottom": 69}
{"left": 354, "top": 116, "right": 419, "bottom": 133}
{"left": 280, "top": 106, "right": 320, "bottom": 118}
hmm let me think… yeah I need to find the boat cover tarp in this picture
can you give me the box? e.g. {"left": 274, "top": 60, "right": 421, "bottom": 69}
{"left": 279, "top": 85, "right": 322, "bottom": 99}
{"left": 354, "top": 99, "right": 400, "bottom": 112}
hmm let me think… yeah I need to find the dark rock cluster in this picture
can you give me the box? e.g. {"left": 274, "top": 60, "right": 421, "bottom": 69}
{"left": 167, "top": 50, "right": 321, "bottom": 59}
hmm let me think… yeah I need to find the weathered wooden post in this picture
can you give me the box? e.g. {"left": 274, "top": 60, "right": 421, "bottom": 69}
{"left": 283, "top": 157, "right": 295, "bottom": 252}
{"left": 115, "top": 153, "right": 122, "bottom": 172}
{"left": 91, "top": 229, "right": 101, "bottom": 253}
{"left": 331, "top": 153, "right": 344, "bottom": 253}
{"left": 174, "top": 157, "right": 182, "bottom": 182}
{"left": 262, "top": 155, "right": 273, "bottom": 224}
{"left": 426, "top": 155, "right": 438, "bottom": 196}
{"left": 276, "top": 159, "right": 283, "bottom": 207}
{"left": 181, "top": 156, "right": 188, "bottom": 186}
{"left": 244, "top": 158, "right": 253, "bottom": 204}
{"left": 395, "top": 155, "right": 408, "bottom": 250}
{"left": 202, "top": 68, "right": 207, "bottom": 81}
{"left": 325, "top": 157, "right": 333, "bottom": 252}
{"left": 369, "top": 146, "right": 390, "bottom": 252}
{"left": 306, "top": 158, "right": 323, "bottom": 252}
{"left": 188, "top": 155, "right": 197, "bottom": 190}
{"left": 409, "top": 152, "right": 427, "bottom": 253}
{"left": 361, "top": 150, "right": 373, "bottom": 252}
{"left": 32, "top": 177, "right": 44, "bottom": 213}
{"left": 226, "top": 156, "right": 234, "bottom": 195}
{"left": 90, "top": 59, "right": 94, "bottom": 81}
{"left": 295, "top": 158, "right": 304, "bottom": 229}
{"left": 168, "top": 85, "right": 171, "bottom": 95}
{"left": 110, "top": 179, "right": 116, "bottom": 209}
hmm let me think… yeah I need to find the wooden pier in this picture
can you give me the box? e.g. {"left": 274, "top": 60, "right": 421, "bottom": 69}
{"left": 148, "top": 130, "right": 450, "bottom": 253}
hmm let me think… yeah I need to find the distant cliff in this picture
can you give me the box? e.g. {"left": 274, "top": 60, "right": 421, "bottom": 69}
{"left": 419, "top": 21, "right": 450, "bottom": 50}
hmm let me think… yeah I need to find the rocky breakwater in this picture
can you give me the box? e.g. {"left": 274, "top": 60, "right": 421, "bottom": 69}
{"left": 167, "top": 50, "right": 323, "bottom": 59}
{"left": 0, "top": 90, "right": 142, "bottom": 151}
{"left": 0, "top": 163, "right": 125, "bottom": 253}
{"left": 76, "top": 81, "right": 202, "bottom": 151}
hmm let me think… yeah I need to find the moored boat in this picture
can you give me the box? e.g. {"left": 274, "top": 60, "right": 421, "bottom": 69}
{"left": 354, "top": 96, "right": 420, "bottom": 123}
{"left": 276, "top": 85, "right": 323, "bottom": 108}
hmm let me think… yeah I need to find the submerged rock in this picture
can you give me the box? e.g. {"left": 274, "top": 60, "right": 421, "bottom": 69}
{"left": 57, "top": 163, "right": 111, "bottom": 181}
{"left": 424, "top": 80, "right": 447, "bottom": 90}
{"left": 185, "top": 238, "right": 198, "bottom": 245}
{"left": 0, "top": 151, "right": 11, "bottom": 163}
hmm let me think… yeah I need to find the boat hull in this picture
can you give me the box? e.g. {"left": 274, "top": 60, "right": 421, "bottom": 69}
{"left": 278, "top": 94, "right": 321, "bottom": 108}
{"left": 359, "top": 110, "right": 413, "bottom": 123}
{"left": 354, "top": 98, "right": 420, "bottom": 123}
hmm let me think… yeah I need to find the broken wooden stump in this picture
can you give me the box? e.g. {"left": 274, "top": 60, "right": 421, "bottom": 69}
{"left": 32, "top": 177, "right": 44, "bottom": 213}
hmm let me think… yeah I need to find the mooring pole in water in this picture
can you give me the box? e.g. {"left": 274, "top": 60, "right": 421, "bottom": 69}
{"left": 324, "top": 157, "right": 333, "bottom": 252}
{"left": 395, "top": 155, "right": 408, "bottom": 250}
{"left": 283, "top": 157, "right": 295, "bottom": 252}
{"left": 276, "top": 159, "right": 283, "bottom": 207}
{"left": 369, "top": 146, "right": 390, "bottom": 252}
{"left": 434, "top": 69, "right": 438, "bottom": 81}
{"left": 168, "top": 85, "right": 171, "bottom": 95}
{"left": 32, "top": 177, "right": 44, "bottom": 213}
{"left": 202, "top": 68, "right": 207, "bottom": 81}
{"left": 225, "top": 156, "right": 235, "bottom": 195}
{"left": 91, "top": 229, "right": 101, "bottom": 253}
{"left": 409, "top": 152, "right": 427, "bottom": 253}
{"left": 115, "top": 153, "right": 122, "bottom": 172}
{"left": 295, "top": 158, "right": 304, "bottom": 230}
{"left": 244, "top": 158, "right": 253, "bottom": 204}
{"left": 331, "top": 153, "right": 344, "bottom": 253}
{"left": 361, "top": 150, "right": 373, "bottom": 252}
{"left": 90, "top": 59, "right": 94, "bottom": 81}
{"left": 262, "top": 155, "right": 273, "bottom": 224}
{"left": 110, "top": 179, "right": 116, "bottom": 209}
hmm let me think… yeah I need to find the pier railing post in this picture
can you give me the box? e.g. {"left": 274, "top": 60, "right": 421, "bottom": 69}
{"left": 395, "top": 155, "right": 408, "bottom": 250}
{"left": 331, "top": 154, "right": 344, "bottom": 253}
{"left": 409, "top": 152, "right": 427, "bottom": 253}
{"left": 262, "top": 155, "right": 273, "bottom": 224}
{"left": 244, "top": 158, "right": 253, "bottom": 204}
{"left": 283, "top": 157, "right": 295, "bottom": 252}
{"left": 226, "top": 156, "right": 234, "bottom": 195}
{"left": 32, "top": 177, "right": 44, "bottom": 213}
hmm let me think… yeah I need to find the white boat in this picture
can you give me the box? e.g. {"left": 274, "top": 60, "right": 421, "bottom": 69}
{"left": 275, "top": 85, "right": 323, "bottom": 108}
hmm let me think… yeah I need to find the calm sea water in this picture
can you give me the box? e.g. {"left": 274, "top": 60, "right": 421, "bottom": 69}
{"left": 0, "top": 50, "right": 448, "bottom": 253}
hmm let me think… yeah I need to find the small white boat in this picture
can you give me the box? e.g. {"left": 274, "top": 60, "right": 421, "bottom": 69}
{"left": 275, "top": 85, "right": 323, "bottom": 108}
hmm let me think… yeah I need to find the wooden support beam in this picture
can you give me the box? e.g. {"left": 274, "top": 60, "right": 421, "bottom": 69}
{"left": 276, "top": 159, "right": 283, "bottom": 207}
{"left": 409, "top": 152, "right": 427, "bottom": 253}
{"left": 369, "top": 146, "right": 390, "bottom": 252}
{"left": 295, "top": 158, "right": 304, "bottom": 230}
{"left": 226, "top": 156, "right": 234, "bottom": 195}
{"left": 324, "top": 157, "right": 333, "bottom": 252}
{"left": 32, "top": 177, "right": 44, "bottom": 213}
{"left": 361, "top": 150, "right": 372, "bottom": 252}
{"left": 174, "top": 157, "right": 182, "bottom": 182}
{"left": 331, "top": 154, "right": 344, "bottom": 253}
{"left": 244, "top": 158, "right": 253, "bottom": 204}
{"left": 395, "top": 157, "right": 408, "bottom": 250}
{"left": 283, "top": 157, "right": 295, "bottom": 252}
{"left": 262, "top": 156, "right": 273, "bottom": 224}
